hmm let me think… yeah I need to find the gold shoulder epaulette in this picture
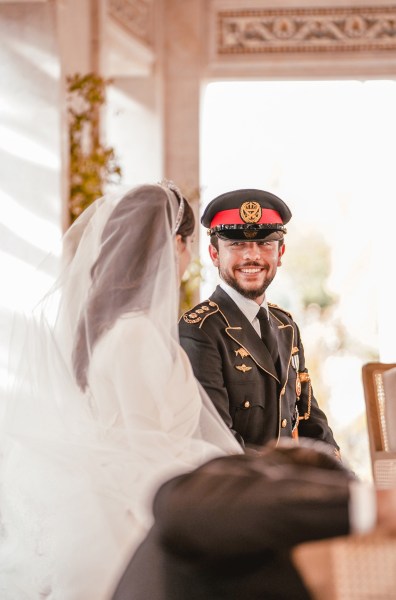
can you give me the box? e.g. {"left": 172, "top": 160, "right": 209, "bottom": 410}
{"left": 268, "top": 302, "right": 293, "bottom": 319}
{"left": 181, "top": 300, "right": 218, "bottom": 325}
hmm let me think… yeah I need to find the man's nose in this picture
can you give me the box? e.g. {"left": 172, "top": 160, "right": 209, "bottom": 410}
{"left": 243, "top": 242, "right": 261, "bottom": 260}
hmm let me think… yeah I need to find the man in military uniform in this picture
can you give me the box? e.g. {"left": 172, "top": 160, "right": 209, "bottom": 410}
{"left": 179, "top": 188, "right": 339, "bottom": 453}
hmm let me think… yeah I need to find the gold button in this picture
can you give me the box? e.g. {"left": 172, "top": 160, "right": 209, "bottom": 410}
{"left": 244, "top": 401, "right": 250, "bottom": 409}
{"left": 280, "top": 387, "right": 286, "bottom": 396}
{"left": 281, "top": 418, "right": 287, "bottom": 428}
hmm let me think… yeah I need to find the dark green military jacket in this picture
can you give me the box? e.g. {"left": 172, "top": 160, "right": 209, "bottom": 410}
{"left": 179, "top": 286, "right": 338, "bottom": 451}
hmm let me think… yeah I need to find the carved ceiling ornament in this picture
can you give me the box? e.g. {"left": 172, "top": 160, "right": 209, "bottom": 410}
{"left": 108, "top": 0, "right": 153, "bottom": 46}
{"left": 217, "top": 5, "right": 396, "bottom": 54}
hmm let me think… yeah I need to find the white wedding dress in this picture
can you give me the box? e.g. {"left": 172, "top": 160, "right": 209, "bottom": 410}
{"left": 0, "top": 184, "right": 241, "bottom": 600}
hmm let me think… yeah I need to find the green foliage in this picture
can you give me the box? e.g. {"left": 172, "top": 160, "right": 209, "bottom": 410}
{"left": 67, "top": 73, "right": 122, "bottom": 222}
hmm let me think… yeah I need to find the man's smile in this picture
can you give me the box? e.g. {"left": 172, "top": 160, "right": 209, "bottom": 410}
{"left": 235, "top": 262, "right": 266, "bottom": 277}
{"left": 239, "top": 267, "right": 263, "bottom": 274}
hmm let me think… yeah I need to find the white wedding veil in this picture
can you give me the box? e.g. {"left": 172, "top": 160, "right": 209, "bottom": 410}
{"left": 0, "top": 183, "right": 241, "bottom": 600}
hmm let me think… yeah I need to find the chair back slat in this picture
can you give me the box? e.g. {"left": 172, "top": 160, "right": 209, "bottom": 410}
{"left": 362, "top": 362, "right": 396, "bottom": 486}
{"left": 382, "top": 367, "right": 396, "bottom": 452}
{"left": 373, "top": 371, "right": 389, "bottom": 451}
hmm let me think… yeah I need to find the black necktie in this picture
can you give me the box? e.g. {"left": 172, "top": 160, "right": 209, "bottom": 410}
{"left": 256, "top": 307, "right": 279, "bottom": 366}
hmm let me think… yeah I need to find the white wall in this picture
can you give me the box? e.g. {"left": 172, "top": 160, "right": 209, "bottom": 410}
{"left": 0, "top": 2, "right": 62, "bottom": 400}
{"left": 106, "top": 76, "right": 163, "bottom": 188}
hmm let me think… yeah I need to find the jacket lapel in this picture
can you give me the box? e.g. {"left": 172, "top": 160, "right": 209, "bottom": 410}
{"left": 210, "top": 287, "right": 279, "bottom": 381}
{"left": 269, "top": 308, "right": 294, "bottom": 387}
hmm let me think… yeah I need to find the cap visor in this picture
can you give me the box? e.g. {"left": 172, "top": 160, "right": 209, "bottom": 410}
{"left": 215, "top": 228, "right": 285, "bottom": 241}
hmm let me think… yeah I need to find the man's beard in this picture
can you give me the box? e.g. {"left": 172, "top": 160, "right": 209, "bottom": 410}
{"left": 219, "top": 265, "right": 274, "bottom": 300}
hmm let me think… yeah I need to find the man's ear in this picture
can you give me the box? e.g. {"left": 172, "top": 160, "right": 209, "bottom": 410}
{"left": 278, "top": 243, "right": 286, "bottom": 266}
{"left": 208, "top": 243, "right": 220, "bottom": 267}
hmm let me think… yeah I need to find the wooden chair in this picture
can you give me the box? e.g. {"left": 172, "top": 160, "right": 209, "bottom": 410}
{"left": 293, "top": 532, "right": 396, "bottom": 600}
{"left": 292, "top": 363, "right": 396, "bottom": 599}
{"left": 362, "top": 362, "right": 396, "bottom": 489}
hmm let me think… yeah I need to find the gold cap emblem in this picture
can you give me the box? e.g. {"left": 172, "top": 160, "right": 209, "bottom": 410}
{"left": 240, "top": 201, "right": 262, "bottom": 224}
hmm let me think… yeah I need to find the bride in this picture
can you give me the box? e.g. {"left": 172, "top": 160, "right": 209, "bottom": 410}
{"left": 0, "top": 182, "right": 241, "bottom": 600}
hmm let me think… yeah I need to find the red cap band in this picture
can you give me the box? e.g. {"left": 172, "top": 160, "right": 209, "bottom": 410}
{"left": 210, "top": 208, "right": 283, "bottom": 229}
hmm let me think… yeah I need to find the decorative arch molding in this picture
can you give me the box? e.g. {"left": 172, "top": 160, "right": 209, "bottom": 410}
{"left": 206, "top": 2, "right": 396, "bottom": 78}
{"left": 216, "top": 5, "right": 396, "bottom": 55}
{"left": 108, "top": 0, "right": 154, "bottom": 47}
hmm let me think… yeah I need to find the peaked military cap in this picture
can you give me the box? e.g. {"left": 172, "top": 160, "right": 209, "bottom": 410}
{"left": 201, "top": 188, "right": 292, "bottom": 240}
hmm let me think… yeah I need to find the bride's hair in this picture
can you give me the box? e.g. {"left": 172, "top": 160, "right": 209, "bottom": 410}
{"left": 72, "top": 184, "right": 194, "bottom": 391}
{"left": 176, "top": 197, "right": 195, "bottom": 241}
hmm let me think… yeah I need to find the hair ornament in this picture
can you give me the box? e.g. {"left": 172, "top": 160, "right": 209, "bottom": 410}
{"left": 159, "top": 179, "right": 185, "bottom": 234}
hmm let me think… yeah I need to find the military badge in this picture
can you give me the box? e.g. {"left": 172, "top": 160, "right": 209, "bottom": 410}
{"left": 291, "top": 348, "right": 299, "bottom": 372}
{"left": 239, "top": 201, "right": 262, "bottom": 224}
{"left": 235, "top": 364, "right": 252, "bottom": 373}
{"left": 235, "top": 347, "right": 250, "bottom": 359}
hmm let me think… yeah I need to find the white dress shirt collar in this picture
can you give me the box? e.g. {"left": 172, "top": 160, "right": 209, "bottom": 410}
{"left": 219, "top": 280, "right": 269, "bottom": 333}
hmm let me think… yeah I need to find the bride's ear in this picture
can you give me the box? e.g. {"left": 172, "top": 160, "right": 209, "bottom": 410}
{"left": 175, "top": 234, "right": 184, "bottom": 257}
